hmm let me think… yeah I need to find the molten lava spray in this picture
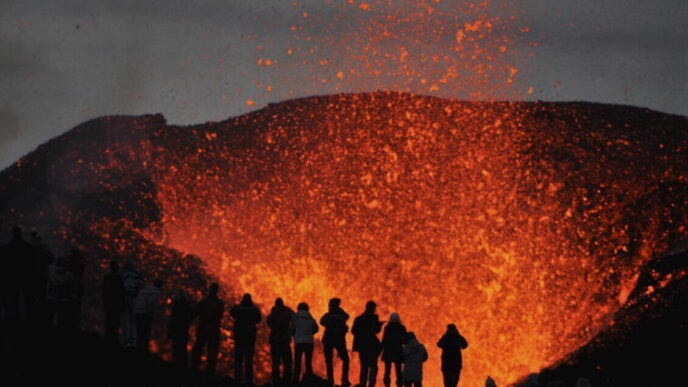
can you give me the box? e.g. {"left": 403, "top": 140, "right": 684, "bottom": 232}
{"left": 152, "top": 94, "right": 686, "bottom": 386}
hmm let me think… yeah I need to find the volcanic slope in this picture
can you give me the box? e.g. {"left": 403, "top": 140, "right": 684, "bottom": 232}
{"left": 1, "top": 92, "right": 686, "bottom": 386}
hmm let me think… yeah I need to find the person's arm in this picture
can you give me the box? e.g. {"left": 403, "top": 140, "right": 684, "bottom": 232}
{"left": 459, "top": 334, "right": 468, "bottom": 349}
{"left": 312, "top": 318, "right": 319, "bottom": 334}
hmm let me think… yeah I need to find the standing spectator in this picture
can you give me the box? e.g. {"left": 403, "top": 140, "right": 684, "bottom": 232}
{"left": 190, "top": 283, "right": 224, "bottom": 372}
{"left": 320, "top": 297, "right": 351, "bottom": 387}
{"left": 121, "top": 261, "right": 143, "bottom": 346}
{"left": 63, "top": 246, "right": 87, "bottom": 328}
{"left": 0, "top": 226, "right": 31, "bottom": 323}
{"left": 292, "top": 302, "right": 318, "bottom": 383}
{"left": 102, "top": 260, "right": 125, "bottom": 344}
{"left": 402, "top": 332, "right": 428, "bottom": 387}
{"left": 134, "top": 278, "right": 163, "bottom": 353}
{"left": 437, "top": 324, "right": 468, "bottom": 387}
{"left": 267, "top": 297, "right": 295, "bottom": 385}
{"left": 169, "top": 289, "right": 194, "bottom": 368}
{"left": 382, "top": 313, "right": 407, "bottom": 387}
{"left": 26, "top": 230, "right": 53, "bottom": 323}
{"left": 352, "top": 301, "right": 383, "bottom": 387}
{"left": 46, "top": 257, "right": 77, "bottom": 329}
{"left": 230, "top": 293, "right": 261, "bottom": 386}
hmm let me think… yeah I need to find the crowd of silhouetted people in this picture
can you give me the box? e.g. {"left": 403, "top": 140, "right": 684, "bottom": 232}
{"left": 1, "top": 226, "right": 592, "bottom": 387}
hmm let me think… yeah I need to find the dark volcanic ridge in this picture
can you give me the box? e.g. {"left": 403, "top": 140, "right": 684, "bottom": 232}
{"left": 1, "top": 92, "right": 687, "bottom": 385}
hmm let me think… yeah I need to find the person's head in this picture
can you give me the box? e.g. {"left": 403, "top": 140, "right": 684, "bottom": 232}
{"left": 389, "top": 312, "right": 400, "bottom": 323}
{"left": 109, "top": 260, "right": 120, "bottom": 273}
{"left": 11, "top": 226, "right": 22, "bottom": 239}
{"left": 328, "top": 297, "right": 341, "bottom": 309}
{"left": 208, "top": 282, "right": 219, "bottom": 296}
{"left": 447, "top": 323, "right": 458, "bottom": 332}
{"left": 297, "top": 302, "right": 309, "bottom": 311}
{"left": 275, "top": 297, "right": 284, "bottom": 307}
{"left": 153, "top": 278, "right": 164, "bottom": 289}
{"left": 241, "top": 293, "right": 253, "bottom": 306}
{"left": 485, "top": 376, "right": 497, "bottom": 387}
{"left": 365, "top": 300, "right": 376, "bottom": 313}
{"left": 407, "top": 331, "right": 417, "bottom": 342}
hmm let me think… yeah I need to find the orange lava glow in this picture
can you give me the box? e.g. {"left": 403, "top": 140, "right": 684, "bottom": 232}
{"left": 250, "top": 0, "right": 525, "bottom": 104}
{"left": 149, "top": 94, "right": 685, "bottom": 386}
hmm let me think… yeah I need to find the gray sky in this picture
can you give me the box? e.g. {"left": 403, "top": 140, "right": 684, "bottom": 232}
{"left": 1, "top": 0, "right": 687, "bottom": 168}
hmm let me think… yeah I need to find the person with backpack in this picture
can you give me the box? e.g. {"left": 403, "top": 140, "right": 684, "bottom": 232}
{"left": 292, "top": 302, "right": 319, "bottom": 383}
{"left": 190, "top": 283, "right": 225, "bottom": 373}
{"left": 121, "top": 261, "right": 143, "bottom": 346}
{"left": 437, "top": 324, "right": 468, "bottom": 387}
{"left": 230, "top": 293, "right": 261, "bottom": 386}
{"left": 267, "top": 297, "right": 295, "bottom": 385}
{"left": 382, "top": 313, "right": 407, "bottom": 387}
{"left": 352, "top": 301, "right": 383, "bottom": 387}
{"left": 402, "top": 332, "right": 428, "bottom": 387}
{"left": 320, "top": 297, "right": 351, "bottom": 387}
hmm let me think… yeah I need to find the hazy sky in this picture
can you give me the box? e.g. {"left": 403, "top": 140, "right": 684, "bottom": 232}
{"left": 1, "top": 0, "right": 687, "bottom": 168}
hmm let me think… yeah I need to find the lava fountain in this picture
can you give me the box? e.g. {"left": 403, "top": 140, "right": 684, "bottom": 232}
{"left": 150, "top": 93, "right": 688, "bottom": 385}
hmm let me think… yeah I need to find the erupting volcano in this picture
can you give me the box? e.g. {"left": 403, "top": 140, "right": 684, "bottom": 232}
{"left": 1, "top": 92, "right": 686, "bottom": 386}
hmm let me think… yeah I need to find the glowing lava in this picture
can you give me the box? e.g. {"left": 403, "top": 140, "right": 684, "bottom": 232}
{"left": 151, "top": 93, "right": 687, "bottom": 385}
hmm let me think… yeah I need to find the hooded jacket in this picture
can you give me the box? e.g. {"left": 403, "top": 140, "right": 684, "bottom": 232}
{"left": 267, "top": 304, "right": 295, "bottom": 345}
{"left": 402, "top": 337, "right": 428, "bottom": 382}
{"left": 292, "top": 309, "right": 319, "bottom": 344}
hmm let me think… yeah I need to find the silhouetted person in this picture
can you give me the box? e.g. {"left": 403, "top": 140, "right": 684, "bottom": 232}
{"left": 26, "top": 230, "right": 53, "bottom": 323}
{"left": 121, "top": 261, "right": 143, "bottom": 346}
{"left": 402, "top": 332, "right": 427, "bottom": 387}
{"left": 102, "top": 260, "right": 125, "bottom": 344}
{"left": 134, "top": 278, "right": 163, "bottom": 353}
{"left": 352, "top": 300, "right": 383, "bottom": 387}
{"left": 382, "top": 313, "right": 407, "bottom": 387}
{"left": 292, "top": 302, "right": 318, "bottom": 383}
{"left": 437, "top": 324, "right": 468, "bottom": 387}
{"left": 267, "top": 297, "right": 295, "bottom": 385}
{"left": 63, "top": 246, "right": 87, "bottom": 328}
{"left": 190, "top": 283, "right": 224, "bottom": 372}
{"left": 0, "top": 226, "right": 31, "bottom": 322}
{"left": 230, "top": 293, "right": 261, "bottom": 386}
{"left": 169, "top": 289, "right": 194, "bottom": 368}
{"left": 320, "top": 297, "right": 351, "bottom": 387}
{"left": 46, "top": 257, "right": 77, "bottom": 329}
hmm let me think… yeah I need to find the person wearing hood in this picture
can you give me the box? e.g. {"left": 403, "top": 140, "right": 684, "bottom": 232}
{"left": 352, "top": 300, "right": 383, "bottom": 387}
{"left": 320, "top": 297, "right": 351, "bottom": 387}
{"left": 267, "top": 297, "right": 295, "bottom": 385}
{"left": 382, "top": 313, "right": 407, "bottom": 387}
{"left": 292, "top": 302, "right": 319, "bottom": 383}
{"left": 437, "top": 324, "right": 468, "bottom": 387}
{"left": 230, "top": 293, "right": 262, "bottom": 386}
{"left": 190, "top": 283, "right": 224, "bottom": 372}
{"left": 402, "top": 332, "right": 428, "bottom": 387}
{"left": 134, "top": 278, "right": 164, "bottom": 353}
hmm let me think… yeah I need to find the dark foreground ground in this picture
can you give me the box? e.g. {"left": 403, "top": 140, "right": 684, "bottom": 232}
{"left": 2, "top": 252, "right": 686, "bottom": 387}
{"left": 0, "top": 323, "right": 331, "bottom": 387}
